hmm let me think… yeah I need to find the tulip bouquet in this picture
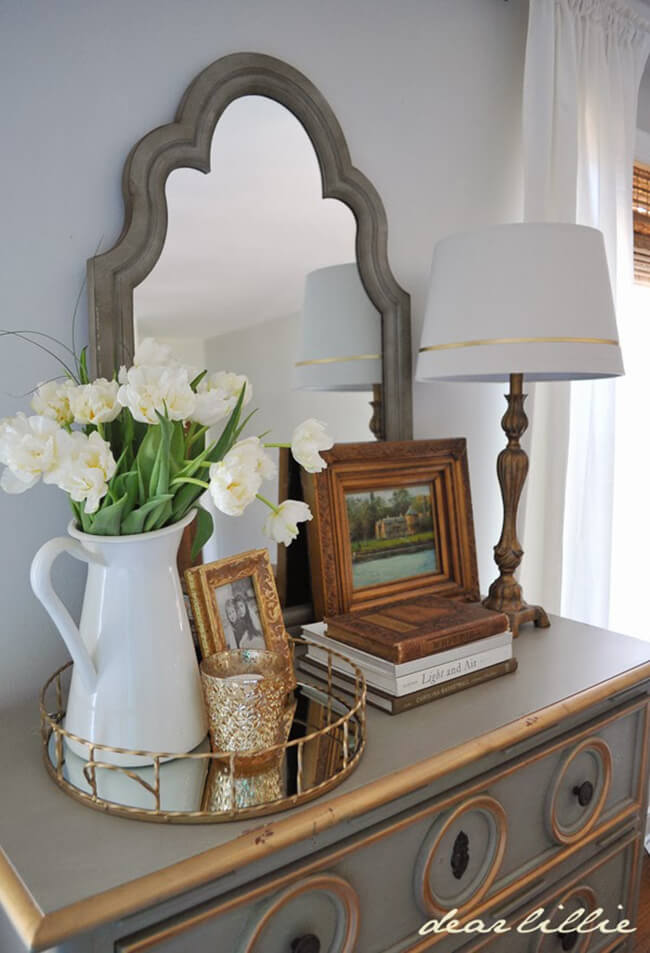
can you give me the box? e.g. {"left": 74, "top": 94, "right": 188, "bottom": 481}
{"left": 0, "top": 337, "right": 333, "bottom": 555}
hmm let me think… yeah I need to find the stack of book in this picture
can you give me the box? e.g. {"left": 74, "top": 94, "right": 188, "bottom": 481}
{"left": 299, "top": 594, "right": 516, "bottom": 714}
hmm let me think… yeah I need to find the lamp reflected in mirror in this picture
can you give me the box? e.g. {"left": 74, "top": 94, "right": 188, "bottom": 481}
{"left": 132, "top": 95, "right": 379, "bottom": 568}
{"left": 294, "top": 263, "right": 383, "bottom": 440}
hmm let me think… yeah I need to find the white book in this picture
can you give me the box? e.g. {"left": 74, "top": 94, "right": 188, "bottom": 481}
{"left": 305, "top": 642, "right": 513, "bottom": 696}
{"left": 300, "top": 621, "right": 512, "bottom": 677}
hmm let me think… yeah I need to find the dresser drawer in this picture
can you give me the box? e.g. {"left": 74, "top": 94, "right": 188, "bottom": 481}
{"left": 115, "top": 699, "right": 647, "bottom": 953}
{"left": 447, "top": 831, "right": 640, "bottom": 953}
{"left": 413, "top": 698, "right": 647, "bottom": 921}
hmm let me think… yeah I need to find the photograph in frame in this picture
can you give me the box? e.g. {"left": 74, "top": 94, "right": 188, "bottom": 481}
{"left": 185, "top": 549, "right": 293, "bottom": 681}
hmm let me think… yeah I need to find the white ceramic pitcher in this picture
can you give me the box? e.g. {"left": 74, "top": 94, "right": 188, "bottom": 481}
{"left": 30, "top": 509, "right": 207, "bottom": 765}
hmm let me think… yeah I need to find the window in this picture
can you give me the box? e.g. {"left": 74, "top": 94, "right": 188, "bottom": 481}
{"left": 633, "top": 162, "right": 650, "bottom": 284}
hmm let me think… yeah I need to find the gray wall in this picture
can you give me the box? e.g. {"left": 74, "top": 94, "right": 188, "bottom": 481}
{"left": 0, "top": 0, "right": 528, "bottom": 709}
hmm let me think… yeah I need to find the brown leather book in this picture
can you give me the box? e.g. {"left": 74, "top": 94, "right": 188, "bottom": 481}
{"left": 300, "top": 657, "right": 518, "bottom": 715}
{"left": 324, "top": 594, "right": 509, "bottom": 664}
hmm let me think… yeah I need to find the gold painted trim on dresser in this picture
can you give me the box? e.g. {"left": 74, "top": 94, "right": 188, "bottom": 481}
{"left": 4, "top": 666, "right": 649, "bottom": 951}
{"left": 0, "top": 851, "right": 43, "bottom": 948}
{"left": 418, "top": 795, "right": 508, "bottom": 917}
{"left": 530, "top": 885, "right": 597, "bottom": 953}
{"left": 96, "top": 698, "right": 650, "bottom": 953}
{"left": 548, "top": 738, "right": 613, "bottom": 846}
{"left": 240, "top": 874, "right": 360, "bottom": 953}
{"left": 436, "top": 832, "right": 640, "bottom": 953}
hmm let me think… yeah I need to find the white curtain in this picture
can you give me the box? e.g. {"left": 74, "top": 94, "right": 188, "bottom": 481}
{"left": 520, "top": 0, "right": 650, "bottom": 625}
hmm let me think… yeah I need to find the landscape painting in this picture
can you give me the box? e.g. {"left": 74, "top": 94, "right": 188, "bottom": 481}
{"left": 345, "top": 484, "right": 438, "bottom": 589}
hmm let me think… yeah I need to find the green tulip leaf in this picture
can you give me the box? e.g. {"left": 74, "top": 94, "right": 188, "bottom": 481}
{"left": 191, "top": 505, "right": 214, "bottom": 561}
{"left": 87, "top": 492, "right": 129, "bottom": 536}
{"left": 121, "top": 493, "right": 174, "bottom": 535}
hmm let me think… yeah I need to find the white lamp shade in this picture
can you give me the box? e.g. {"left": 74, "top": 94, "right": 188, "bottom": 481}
{"left": 416, "top": 223, "right": 623, "bottom": 383}
{"left": 293, "top": 262, "right": 382, "bottom": 391}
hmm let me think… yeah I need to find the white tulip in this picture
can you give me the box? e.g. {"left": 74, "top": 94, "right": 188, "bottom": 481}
{"left": 0, "top": 414, "right": 61, "bottom": 493}
{"left": 207, "top": 436, "right": 275, "bottom": 516}
{"left": 132, "top": 337, "right": 175, "bottom": 367}
{"left": 263, "top": 500, "right": 312, "bottom": 546}
{"left": 117, "top": 365, "right": 196, "bottom": 424}
{"left": 192, "top": 371, "right": 252, "bottom": 427}
{"left": 291, "top": 419, "right": 333, "bottom": 473}
{"left": 31, "top": 380, "right": 75, "bottom": 427}
{"left": 208, "top": 461, "right": 262, "bottom": 517}
{"left": 45, "top": 430, "right": 117, "bottom": 514}
{"left": 227, "top": 436, "right": 275, "bottom": 480}
{"left": 68, "top": 379, "right": 121, "bottom": 425}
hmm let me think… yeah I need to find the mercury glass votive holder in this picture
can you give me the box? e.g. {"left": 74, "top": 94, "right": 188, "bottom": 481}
{"left": 199, "top": 649, "right": 289, "bottom": 763}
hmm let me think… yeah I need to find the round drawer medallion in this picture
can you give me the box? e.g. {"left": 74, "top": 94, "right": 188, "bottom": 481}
{"left": 529, "top": 886, "right": 597, "bottom": 953}
{"left": 241, "top": 874, "right": 360, "bottom": 953}
{"left": 547, "top": 739, "right": 612, "bottom": 845}
{"left": 415, "top": 795, "right": 507, "bottom": 915}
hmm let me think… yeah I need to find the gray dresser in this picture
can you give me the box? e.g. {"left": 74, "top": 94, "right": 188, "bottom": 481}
{"left": 1, "top": 616, "right": 649, "bottom": 953}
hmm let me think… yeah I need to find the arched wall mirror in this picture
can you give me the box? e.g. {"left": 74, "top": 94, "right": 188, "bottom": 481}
{"left": 87, "top": 53, "right": 412, "bottom": 578}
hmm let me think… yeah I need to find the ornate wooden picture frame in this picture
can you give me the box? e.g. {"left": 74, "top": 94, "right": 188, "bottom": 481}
{"left": 185, "top": 549, "right": 292, "bottom": 675}
{"left": 301, "top": 440, "right": 480, "bottom": 617}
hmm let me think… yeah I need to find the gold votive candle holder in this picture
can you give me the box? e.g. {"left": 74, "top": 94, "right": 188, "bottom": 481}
{"left": 200, "top": 649, "right": 289, "bottom": 772}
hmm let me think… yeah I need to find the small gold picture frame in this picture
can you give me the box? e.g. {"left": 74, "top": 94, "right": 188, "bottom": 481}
{"left": 185, "top": 549, "right": 293, "bottom": 678}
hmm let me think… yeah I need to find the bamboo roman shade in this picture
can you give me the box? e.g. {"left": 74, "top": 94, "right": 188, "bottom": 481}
{"left": 633, "top": 163, "right": 650, "bottom": 284}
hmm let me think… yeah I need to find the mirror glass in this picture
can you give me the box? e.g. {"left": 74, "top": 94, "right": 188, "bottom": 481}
{"left": 47, "top": 682, "right": 361, "bottom": 816}
{"left": 133, "top": 95, "right": 380, "bottom": 565}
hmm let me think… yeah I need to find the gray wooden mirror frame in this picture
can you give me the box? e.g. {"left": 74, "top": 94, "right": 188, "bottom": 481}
{"left": 87, "top": 52, "right": 412, "bottom": 441}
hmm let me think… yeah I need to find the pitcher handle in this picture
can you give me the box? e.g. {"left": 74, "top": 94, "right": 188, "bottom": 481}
{"left": 30, "top": 538, "right": 102, "bottom": 692}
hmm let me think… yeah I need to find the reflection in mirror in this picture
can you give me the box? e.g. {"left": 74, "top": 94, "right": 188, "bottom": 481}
{"left": 133, "top": 95, "right": 380, "bottom": 565}
{"left": 47, "top": 683, "right": 358, "bottom": 815}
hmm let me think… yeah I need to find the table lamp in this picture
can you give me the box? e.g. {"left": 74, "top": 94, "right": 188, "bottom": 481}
{"left": 293, "top": 262, "right": 384, "bottom": 439}
{"left": 416, "top": 223, "right": 623, "bottom": 636}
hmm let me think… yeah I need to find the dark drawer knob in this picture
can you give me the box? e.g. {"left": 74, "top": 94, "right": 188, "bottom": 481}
{"left": 572, "top": 781, "right": 594, "bottom": 807}
{"left": 290, "top": 935, "right": 321, "bottom": 953}
{"left": 560, "top": 931, "right": 579, "bottom": 950}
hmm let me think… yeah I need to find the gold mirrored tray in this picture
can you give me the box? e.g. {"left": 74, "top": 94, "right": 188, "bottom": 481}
{"left": 40, "top": 639, "right": 366, "bottom": 823}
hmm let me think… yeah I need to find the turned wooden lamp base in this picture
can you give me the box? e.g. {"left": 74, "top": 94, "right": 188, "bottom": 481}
{"left": 483, "top": 372, "right": 551, "bottom": 638}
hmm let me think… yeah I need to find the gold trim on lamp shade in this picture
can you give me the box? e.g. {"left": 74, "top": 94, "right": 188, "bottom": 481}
{"left": 418, "top": 336, "right": 619, "bottom": 353}
{"left": 294, "top": 352, "right": 381, "bottom": 366}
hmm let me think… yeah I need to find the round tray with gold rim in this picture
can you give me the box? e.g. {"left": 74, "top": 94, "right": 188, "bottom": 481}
{"left": 39, "top": 636, "right": 366, "bottom": 823}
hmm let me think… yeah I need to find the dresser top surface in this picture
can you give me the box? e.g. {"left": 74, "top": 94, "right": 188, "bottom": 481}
{"left": 1, "top": 616, "right": 649, "bottom": 948}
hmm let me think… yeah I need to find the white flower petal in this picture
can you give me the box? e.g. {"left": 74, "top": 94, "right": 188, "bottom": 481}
{"left": 191, "top": 372, "right": 252, "bottom": 427}
{"left": 117, "top": 365, "right": 196, "bottom": 424}
{"left": 208, "top": 460, "right": 262, "bottom": 516}
{"left": 0, "top": 413, "right": 61, "bottom": 494}
{"left": 263, "top": 499, "right": 312, "bottom": 546}
{"left": 0, "top": 467, "right": 39, "bottom": 493}
{"left": 45, "top": 429, "right": 116, "bottom": 513}
{"left": 291, "top": 419, "right": 333, "bottom": 473}
{"left": 68, "top": 379, "right": 121, "bottom": 425}
{"left": 133, "top": 338, "right": 174, "bottom": 367}
{"left": 30, "top": 380, "right": 75, "bottom": 427}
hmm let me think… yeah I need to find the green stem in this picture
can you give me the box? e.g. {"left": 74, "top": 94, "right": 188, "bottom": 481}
{"left": 263, "top": 442, "right": 290, "bottom": 449}
{"left": 188, "top": 425, "right": 208, "bottom": 449}
{"left": 256, "top": 493, "right": 280, "bottom": 515}
{"left": 0, "top": 331, "right": 79, "bottom": 381}
{"left": 170, "top": 476, "right": 210, "bottom": 490}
